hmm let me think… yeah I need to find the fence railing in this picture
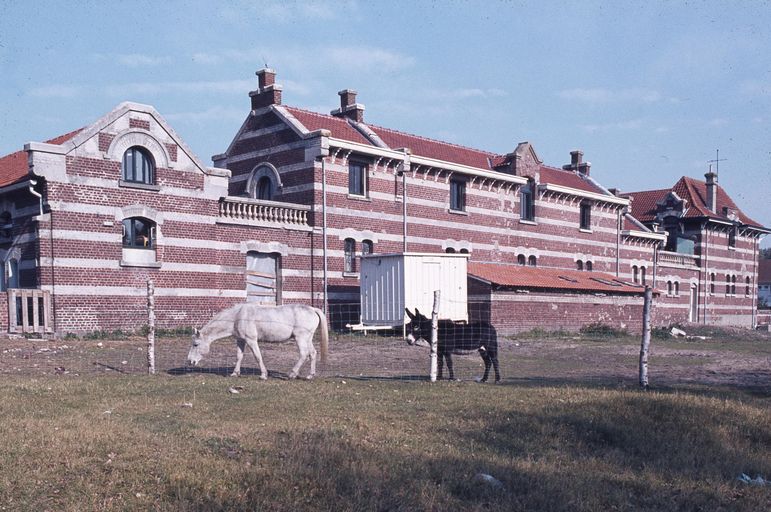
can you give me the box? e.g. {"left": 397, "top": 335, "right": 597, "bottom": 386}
{"left": 658, "top": 251, "right": 699, "bottom": 268}
{"left": 8, "top": 289, "right": 53, "bottom": 334}
{"left": 218, "top": 197, "right": 312, "bottom": 230}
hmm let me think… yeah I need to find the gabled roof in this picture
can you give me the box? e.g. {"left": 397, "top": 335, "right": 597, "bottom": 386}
{"left": 759, "top": 259, "right": 771, "bottom": 284}
{"left": 539, "top": 165, "right": 607, "bottom": 195}
{"left": 468, "top": 262, "right": 646, "bottom": 295}
{"left": 0, "top": 128, "right": 84, "bottom": 187}
{"left": 624, "top": 176, "right": 766, "bottom": 230}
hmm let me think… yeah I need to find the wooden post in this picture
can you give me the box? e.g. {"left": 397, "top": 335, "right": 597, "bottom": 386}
{"left": 639, "top": 285, "right": 652, "bottom": 389}
{"left": 147, "top": 279, "right": 156, "bottom": 375}
{"left": 429, "top": 290, "right": 441, "bottom": 382}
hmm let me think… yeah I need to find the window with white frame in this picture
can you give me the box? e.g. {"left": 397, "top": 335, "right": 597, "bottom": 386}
{"left": 361, "top": 239, "right": 373, "bottom": 257}
{"left": 667, "top": 281, "right": 673, "bottom": 296}
{"left": 674, "top": 281, "right": 679, "bottom": 297}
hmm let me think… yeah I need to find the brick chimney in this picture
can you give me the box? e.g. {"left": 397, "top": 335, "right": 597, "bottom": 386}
{"left": 562, "top": 149, "right": 591, "bottom": 175}
{"left": 331, "top": 89, "right": 365, "bottom": 122}
{"left": 249, "top": 68, "right": 282, "bottom": 109}
{"left": 705, "top": 165, "right": 718, "bottom": 212}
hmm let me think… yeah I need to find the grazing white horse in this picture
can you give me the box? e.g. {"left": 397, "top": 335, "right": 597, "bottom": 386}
{"left": 187, "top": 303, "right": 329, "bottom": 380}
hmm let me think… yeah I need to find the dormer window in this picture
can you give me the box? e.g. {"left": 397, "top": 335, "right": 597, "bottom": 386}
{"left": 122, "top": 146, "right": 155, "bottom": 185}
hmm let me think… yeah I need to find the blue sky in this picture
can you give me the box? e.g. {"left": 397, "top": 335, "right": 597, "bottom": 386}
{"left": 2, "top": 1, "right": 769, "bottom": 247}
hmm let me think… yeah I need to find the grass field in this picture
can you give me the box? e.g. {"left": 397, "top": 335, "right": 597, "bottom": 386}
{"left": 0, "top": 328, "right": 769, "bottom": 511}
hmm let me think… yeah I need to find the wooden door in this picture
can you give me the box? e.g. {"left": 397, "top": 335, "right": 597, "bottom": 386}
{"left": 245, "top": 252, "right": 281, "bottom": 305}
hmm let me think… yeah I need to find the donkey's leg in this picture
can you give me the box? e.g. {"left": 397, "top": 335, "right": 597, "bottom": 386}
{"left": 491, "top": 352, "right": 501, "bottom": 383}
{"left": 231, "top": 339, "right": 246, "bottom": 377}
{"left": 445, "top": 353, "right": 456, "bottom": 381}
{"left": 479, "top": 350, "right": 492, "bottom": 383}
{"left": 288, "top": 336, "right": 312, "bottom": 380}
{"left": 437, "top": 351, "right": 445, "bottom": 380}
{"left": 244, "top": 338, "right": 268, "bottom": 380}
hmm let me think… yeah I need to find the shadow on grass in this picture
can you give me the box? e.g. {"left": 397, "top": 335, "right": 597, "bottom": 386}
{"left": 165, "top": 394, "right": 771, "bottom": 512}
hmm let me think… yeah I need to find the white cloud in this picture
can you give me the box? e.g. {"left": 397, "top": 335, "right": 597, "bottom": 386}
{"left": 28, "top": 84, "right": 82, "bottom": 98}
{"left": 165, "top": 106, "right": 246, "bottom": 123}
{"left": 116, "top": 53, "right": 171, "bottom": 67}
{"left": 558, "top": 87, "right": 666, "bottom": 104}
{"left": 104, "top": 79, "right": 252, "bottom": 97}
{"left": 580, "top": 119, "right": 643, "bottom": 133}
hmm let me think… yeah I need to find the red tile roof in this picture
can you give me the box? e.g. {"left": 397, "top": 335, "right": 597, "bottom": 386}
{"left": 0, "top": 128, "right": 83, "bottom": 187}
{"left": 367, "top": 123, "right": 493, "bottom": 169}
{"left": 282, "top": 107, "right": 373, "bottom": 146}
{"left": 624, "top": 177, "right": 765, "bottom": 229}
{"left": 468, "top": 262, "right": 646, "bottom": 294}
{"left": 539, "top": 165, "right": 607, "bottom": 195}
{"left": 759, "top": 259, "right": 771, "bottom": 284}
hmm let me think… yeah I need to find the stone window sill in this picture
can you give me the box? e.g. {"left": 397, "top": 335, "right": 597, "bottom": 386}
{"left": 119, "top": 180, "right": 161, "bottom": 192}
{"left": 347, "top": 194, "right": 371, "bottom": 202}
{"left": 448, "top": 208, "right": 469, "bottom": 216}
{"left": 120, "top": 260, "right": 161, "bottom": 268}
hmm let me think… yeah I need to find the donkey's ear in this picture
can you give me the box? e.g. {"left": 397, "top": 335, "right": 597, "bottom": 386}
{"left": 414, "top": 308, "right": 422, "bottom": 318}
{"left": 404, "top": 308, "right": 415, "bottom": 320}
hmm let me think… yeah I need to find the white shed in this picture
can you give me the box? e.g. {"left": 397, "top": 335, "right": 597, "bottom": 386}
{"left": 359, "top": 253, "right": 469, "bottom": 326}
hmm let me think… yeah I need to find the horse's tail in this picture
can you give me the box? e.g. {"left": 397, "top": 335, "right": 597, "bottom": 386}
{"left": 314, "top": 307, "right": 329, "bottom": 364}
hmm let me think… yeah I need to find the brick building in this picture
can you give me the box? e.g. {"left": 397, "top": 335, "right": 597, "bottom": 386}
{"left": 0, "top": 69, "right": 767, "bottom": 335}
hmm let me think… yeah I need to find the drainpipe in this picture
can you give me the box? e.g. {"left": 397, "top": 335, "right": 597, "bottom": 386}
{"left": 752, "top": 235, "right": 758, "bottom": 328}
{"left": 321, "top": 157, "right": 328, "bottom": 316}
{"left": 702, "top": 222, "right": 709, "bottom": 324}
{"left": 615, "top": 211, "right": 621, "bottom": 276}
{"left": 400, "top": 165, "right": 407, "bottom": 253}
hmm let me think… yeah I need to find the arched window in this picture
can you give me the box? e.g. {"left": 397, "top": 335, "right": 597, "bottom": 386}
{"left": 344, "top": 238, "right": 356, "bottom": 273}
{"left": 641, "top": 266, "right": 647, "bottom": 285}
{"left": 586, "top": 261, "right": 592, "bottom": 272}
{"left": 122, "top": 217, "right": 155, "bottom": 248}
{"left": 674, "top": 282, "right": 679, "bottom": 297}
{"left": 361, "top": 239, "right": 373, "bottom": 257}
{"left": 517, "top": 254, "right": 526, "bottom": 266}
{"left": 122, "top": 146, "right": 155, "bottom": 185}
{"left": 745, "top": 276, "right": 751, "bottom": 297}
{"left": 725, "top": 274, "right": 730, "bottom": 295}
{"left": 459, "top": 248, "right": 469, "bottom": 254}
{"left": 445, "top": 247, "right": 456, "bottom": 254}
{"left": 632, "top": 265, "right": 639, "bottom": 284}
{"left": 710, "top": 273, "right": 716, "bottom": 295}
{"left": 577, "top": 260, "right": 584, "bottom": 271}
{"left": 731, "top": 275, "right": 736, "bottom": 296}
{"left": 528, "top": 255, "right": 537, "bottom": 267}
{"left": 667, "top": 281, "right": 673, "bottom": 296}
{"left": 255, "top": 176, "right": 273, "bottom": 200}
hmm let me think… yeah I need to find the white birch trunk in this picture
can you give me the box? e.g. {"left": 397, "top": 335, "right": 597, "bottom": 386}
{"left": 147, "top": 279, "right": 156, "bottom": 375}
{"left": 429, "top": 290, "right": 440, "bottom": 382}
{"left": 639, "top": 285, "right": 652, "bottom": 389}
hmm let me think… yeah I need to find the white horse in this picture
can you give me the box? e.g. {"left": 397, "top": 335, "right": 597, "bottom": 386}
{"left": 187, "top": 303, "right": 329, "bottom": 380}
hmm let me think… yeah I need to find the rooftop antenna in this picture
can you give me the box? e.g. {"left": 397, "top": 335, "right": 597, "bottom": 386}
{"left": 707, "top": 149, "right": 727, "bottom": 178}
{"left": 262, "top": 56, "right": 269, "bottom": 68}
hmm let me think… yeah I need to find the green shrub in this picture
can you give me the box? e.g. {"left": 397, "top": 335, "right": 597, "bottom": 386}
{"left": 579, "top": 322, "right": 628, "bottom": 338}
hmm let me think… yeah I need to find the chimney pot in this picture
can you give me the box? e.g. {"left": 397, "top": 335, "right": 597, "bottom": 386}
{"left": 339, "top": 89, "right": 357, "bottom": 109}
{"left": 256, "top": 68, "right": 276, "bottom": 90}
{"left": 571, "top": 150, "right": 583, "bottom": 166}
{"left": 705, "top": 166, "right": 718, "bottom": 212}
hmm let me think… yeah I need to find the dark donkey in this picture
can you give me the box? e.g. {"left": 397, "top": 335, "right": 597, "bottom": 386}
{"left": 405, "top": 308, "right": 500, "bottom": 383}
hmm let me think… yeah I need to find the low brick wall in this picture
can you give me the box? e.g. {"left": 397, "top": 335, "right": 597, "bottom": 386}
{"left": 0, "top": 292, "right": 7, "bottom": 334}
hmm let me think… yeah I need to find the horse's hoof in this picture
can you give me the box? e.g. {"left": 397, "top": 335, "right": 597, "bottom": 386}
{"left": 306, "top": 374, "right": 314, "bottom": 380}
{"left": 230, "top": 372, "right": 239, "bottom": 377}
{"left": 288, "top": 372, "right": 298, "bottom": 380}
{"left": 259, "top": 375, "right": 268, "bottom": 381}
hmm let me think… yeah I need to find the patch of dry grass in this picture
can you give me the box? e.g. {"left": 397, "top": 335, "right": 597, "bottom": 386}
{"left": 0, "top": 375, "right": 768, "bottom": 511}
